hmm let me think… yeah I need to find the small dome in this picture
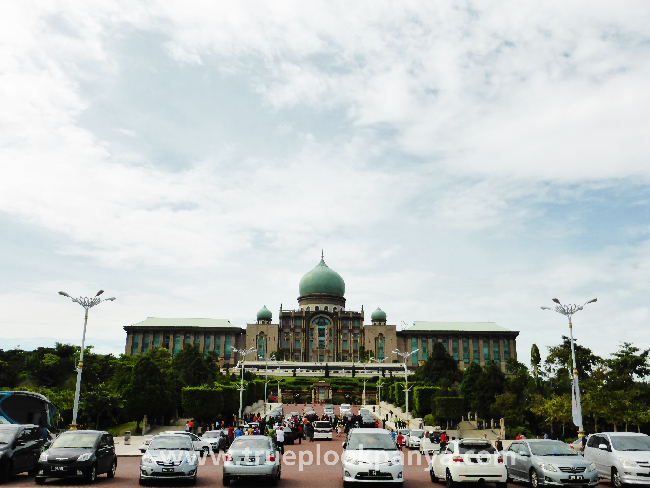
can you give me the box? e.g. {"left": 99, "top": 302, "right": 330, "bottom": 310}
{"left": 371, "top": 307, "right": 387, "bottom": 321}
{"left": 257, "top": 305, "right": 272, "bottom": 321}
{"left": 299, "top": 258, "right": 345, "bottom": 297}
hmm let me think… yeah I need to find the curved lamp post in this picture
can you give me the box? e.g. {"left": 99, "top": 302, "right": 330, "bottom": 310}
{"left": 59, "top": 290, "right": 116, "bottom": 428}
{"left": 392, "top": 348, "right": 418, "bottom": 427}
{"left": 371, "top": 358, "right": 386, "bottom": 404}
{"left": 541, "top": 297, "right": 596, "bottom": 437}
{"left": 232, "top": 346, "right": 258, "bottom": 422}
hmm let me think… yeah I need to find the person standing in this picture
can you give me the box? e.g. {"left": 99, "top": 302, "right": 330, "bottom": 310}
{"left": 297, "top": 425, "right": 303, "bottom": 444}
{"left": 495, "top": 437, "right": 503, "bottom": 451}
{"left": 397, "top": 432, "right": 404, "bottom": 450}
{"left": 185, "top": 421, "right": 190, "bottom": 432}
{"left": 276, "top": 425, "right": 285, "bottom": 454}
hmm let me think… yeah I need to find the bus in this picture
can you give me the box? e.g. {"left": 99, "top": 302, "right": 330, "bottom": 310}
{"left": 0, "top": 391, "right": 57, "bottom": 434}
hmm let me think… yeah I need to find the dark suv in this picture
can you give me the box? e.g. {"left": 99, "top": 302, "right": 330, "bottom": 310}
{"left": 0, "top": 424, "right": 46, "bottom": 483}
{"left": 36, "top": 430, "right": 116, "bottom": 484}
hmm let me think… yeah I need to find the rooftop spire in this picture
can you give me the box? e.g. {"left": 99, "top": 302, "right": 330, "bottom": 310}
{"left": 321, "top": 249, "right": 324, "bottom": 260}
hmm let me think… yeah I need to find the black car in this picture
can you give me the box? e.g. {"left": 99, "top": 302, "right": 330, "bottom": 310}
{"left": 36, "top": 430, "right": 116, "bottom": 484}
{"left": 0, "top": 424, "right": 46, "bottom": 483}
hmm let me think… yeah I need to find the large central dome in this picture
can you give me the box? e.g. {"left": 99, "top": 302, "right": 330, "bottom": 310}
{"left": 299, "top": 258, "right": 345, "bottom": 297}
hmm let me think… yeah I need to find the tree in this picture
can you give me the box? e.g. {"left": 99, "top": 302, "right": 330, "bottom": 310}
{"left": 413, "top": 342, "right": 461, "bottom": 386}
{"left": 172, "top": 345, "right": 217, "bottom": 387}
{"left": 474, "top": 361, "right": 506, "bottom": 419}
{"left": 459, "top": 362, "right": 482, "bottom": 412}
{"left": 182, "top": 386, "right": 223, "bottom": 427}
{"left": 604, "top": 343, "right": 650, "bottom": 391}
{"left": 544, "top": 336, "right": 602, "bottom": 384}
{"left": 531, "top": 344, "right": 541, "bottom": 379}
{"left": 123, "top": 356, "right": 171, "bottom": 431}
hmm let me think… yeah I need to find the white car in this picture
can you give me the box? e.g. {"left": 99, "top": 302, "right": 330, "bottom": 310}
{"left": 342, "top": 428, "right": 403, "bottom": 487}
{"left": 430, "top": 438, "right": 506, "bottom": 488}
{"left": 162, "top": 431, "right": 211, "bottom": 456}
{"left": 419, "top": 431, "right": 442, "bottom": 455}
{"left": 405, "top": 429, "right": 425, "bottom": 450}
{"left": 313, "top": 421, "right": 333, "bottom": 440}
{"left": 340, "top": 404, "right": 352, "bottom": 416}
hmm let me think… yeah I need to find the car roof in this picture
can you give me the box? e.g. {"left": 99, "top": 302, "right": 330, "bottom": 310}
{"left": 60, "top": 430, "right": 105, "bottom": 435}
{"left": 598, "top": 432, "right": 648, "bottom": 437}
{"left": 350, "top": 428, "right": 391, "bottom": 434}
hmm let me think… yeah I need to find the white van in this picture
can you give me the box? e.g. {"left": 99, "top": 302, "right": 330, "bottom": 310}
{"left": 584, "top": 432, "right": 650, "bottom": 487}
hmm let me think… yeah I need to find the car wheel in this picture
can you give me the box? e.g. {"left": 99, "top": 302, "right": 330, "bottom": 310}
{"left": 446, "top": 469, "right": 454, "bottom": 488}
{"left": 612, "top": 468, "right": 624, "bottom": 488}
{"left": 430, "top": 468, "right": 437, "bottom": 482}
{"left": 530, "top": 469, "right": 539, "bottom": 488}
{"left": 0, "top": 461, "right": 11, "bottom": 484}
{"left": 107, "top": 459, "right": 117, "bottom": 478}
{"left": 223, "top": 475, "right": 231, "bottom": 486}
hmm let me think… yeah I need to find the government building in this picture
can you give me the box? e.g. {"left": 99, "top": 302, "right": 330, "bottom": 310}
{"left": 124, "top": 256, "right": 519, "bottom": 372}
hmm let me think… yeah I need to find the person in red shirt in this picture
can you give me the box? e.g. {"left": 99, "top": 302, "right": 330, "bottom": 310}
{"left": 397, "top": 433, "right": 404, "bottom": 450}
{"left": 440, "top": 431, "right": 448, "bottom": 451}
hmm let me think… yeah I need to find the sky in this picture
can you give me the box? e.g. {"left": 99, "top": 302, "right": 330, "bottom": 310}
{"left": 1, "top": 1, "right": 650, "bottom": 368}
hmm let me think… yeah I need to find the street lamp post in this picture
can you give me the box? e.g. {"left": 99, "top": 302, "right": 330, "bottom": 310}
{"left": 276, "top": 379, "right": 282, "bottom": 404}
{"left": 541, "top": 297, "right": 596, "bottom": 437}
{"left": 371, "top": 357, "right": 386, "bottom": 404}
{"left": 232, "top": 346, "right": 258, "bottom": 423}
{"left": 260, "top": 354, "right": 277, "bottom": 414}
{"left": 393, "top": 348, "right": 419, "bottom": 428}
{"left": 59, "top": 290, "right": 116, "bottom": 428}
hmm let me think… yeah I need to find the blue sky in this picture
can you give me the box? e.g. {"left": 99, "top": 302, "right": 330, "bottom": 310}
{"left": 1, "top": 1, "right": 650, "bottom": 366}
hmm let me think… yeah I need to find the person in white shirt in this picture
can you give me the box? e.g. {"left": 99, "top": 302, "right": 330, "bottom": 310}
{"left": 275, "top": 426, "right": 285, "bottom": 454}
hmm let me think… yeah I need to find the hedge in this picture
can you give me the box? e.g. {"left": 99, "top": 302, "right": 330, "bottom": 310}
{"left": 181, "top": 386, "right": 223, "bottom": 424}
{"left": 414, "top": 386, "right": 439, "bottom": 417}
{"left": 432, "top": 396, "right": 464, "bottom": 423}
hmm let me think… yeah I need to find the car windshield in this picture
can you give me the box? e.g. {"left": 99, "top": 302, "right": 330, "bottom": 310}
{"left": 314, "top": 422, "right": 330, "bottom": 428}
{"left": 0, "top": 431, "right": 16, "bottom": 443}
{"left": 347, "top": 433, "right": 397, "bottom": 451}
{"left": 231, "top": 438, "right": 271, "bottom": 450}
{"left": 610, "top": 436, "right": 650, "bottom": 452}
{"left": 411, "top": 430, "right": 425, "bottom": 438}
{"left": 203, "top": 432, "right": 221, "bottom": 438}
{"left": 529, "top": 441, "right": 577, "bottom": 456}
{"left": 149, "top": 437, "right": 193, "bottom": 450}
{"left": 459, "top": 442, "right": 497, "bottom": 454}
{"left": 52, "top": 433, "right": 99, "bottom": 449}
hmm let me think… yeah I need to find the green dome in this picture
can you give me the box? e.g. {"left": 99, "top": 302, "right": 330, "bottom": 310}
{"left": 371, "top": 307, "right": 386, "bottom": 321}
{"left": 257, "top": 305, "right": 272, "bottom": 321}
{"left": 299, "top": 258, "right": 345, "bottom": 297}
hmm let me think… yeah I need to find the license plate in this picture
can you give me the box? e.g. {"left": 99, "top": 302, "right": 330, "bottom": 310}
{"left": 54, "top": 466, "right": 66, "bottom": 472}
{"left": 162, "top": 467, "right": 174, "bottom": 473}
{"left": 569, "top": 475, "right": 583, "bottom": 480}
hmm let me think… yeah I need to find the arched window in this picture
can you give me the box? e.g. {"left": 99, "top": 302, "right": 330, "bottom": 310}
{"left": 312, "top": 316, "right": 330, "bottom": 350}
{"left": 306, "top": 306, "right": 310, "bottom": 312}
{"left": 315, "top": 306, "right": 319, "bottom": 311}
{"left": 258, "top": 333, "right": 265, "bottom": 358}
{"left": 377, "top": 334, "right": 385, "bottom": 361}
{"left": 324, "top": 306, "right": 328, "bottom": 311}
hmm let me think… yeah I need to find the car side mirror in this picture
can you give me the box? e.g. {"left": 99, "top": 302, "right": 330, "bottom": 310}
{"left": 598, "top": 444, "right": 609, "bottom": 451}
{"left": 519, "top": 450, "right": 529, "bottom": 457}
{"left": 342, "top": 442, "right": 346, "bottom": 449}
{"left": 140, "top": 448, "right": 146, "bottom": 453}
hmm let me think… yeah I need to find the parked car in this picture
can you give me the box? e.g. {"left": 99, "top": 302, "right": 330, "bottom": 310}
{"left": 139, "top": 433, "right": 197, "bottom": 485}
{"left": 313, "top": 421, "right": 333, "bottom": 440}
{"left": 202, "top": 430, "right": 227, "bottom": 453}
{"left": 504, "top": 439, "right": 598, "bottom": 488}
{"left": 342, "top": 428, "right": 403, "bottom": 487}
{"left": 138, "top": 436, "right": 154, "bottom": 453}
{"left": 0, "top": 424, "right": 46, "bottom": 483}
{"left": 340, "top": 404, "right": 352, "bottom": 416}
{"left": 162, "top": 431, "right": 211, "bottom": 456}
{"left": 303, "top": 406, "right": 314, "bottom": 415}
{"left": 36, "top": 430, "right": 117, "bottom": 484}
{"left": 430, "top": 438, "right": 506, "bottom": 488}
{"left": 584, "top": 432, "right": 650, "bottom": 488}
{"left": 323, "top": 404, "right": 334, "bottom": 414}
{"left": 405, "top": 429, "right": 425, "bottom": 449}
{"left": 223, "top": 435, "right": 280, "bottom": 486}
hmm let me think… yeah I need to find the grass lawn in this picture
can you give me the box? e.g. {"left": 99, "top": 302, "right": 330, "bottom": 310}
{"left": 107, "top": 421, "right": 138, "bottom": 437}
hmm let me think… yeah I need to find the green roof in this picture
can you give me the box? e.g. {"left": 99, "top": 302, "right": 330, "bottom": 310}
{"left": 406, "top": 321, "right": 512, "bottom": 332}
{"left": 126, "top": 317, "right": 239, "bottom": 329}
{"left": 298, "top": 258, "right": 345, "bottom": 297}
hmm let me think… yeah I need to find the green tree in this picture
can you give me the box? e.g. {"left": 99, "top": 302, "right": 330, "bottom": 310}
{"left": 604, "top": 342, "right": 650, "bottom": 390}
{"left": 413, "top": 342, "right": 461, "bottom": 386}
{"left": 459, "top": 362, "right": 482, "bottom": 412}
{"left": 123, "top": 356, "right": 171, "bottom": 431}
{"left": 531, "top": 344, "right": 541, "bottom": 379}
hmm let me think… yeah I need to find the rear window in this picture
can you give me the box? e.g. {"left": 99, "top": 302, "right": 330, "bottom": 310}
{"left": 231, "top": 438, "right": 271, "bottom": 449}
{"left": 314, "top": 422, "right": 330, "bottom": 428}
{"left": 459, "top": 442, "right": 497, "bottom": 454}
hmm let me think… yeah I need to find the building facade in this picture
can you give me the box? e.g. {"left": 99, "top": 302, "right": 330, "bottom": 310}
{"left": 124, "top": 257, "right": 519, "bottom": 372}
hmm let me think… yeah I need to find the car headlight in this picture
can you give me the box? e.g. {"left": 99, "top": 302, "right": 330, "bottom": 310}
{"left": 77, "top": 452, "right": 93, "bottom": 462}
{"left": 39, "top": 452, "right": 48, "bottom": 462}
{"left": 141, "top": 455, "right": 154, "bottom": 464}
{"left": 588, "top": 463, "right": 596, "bottom": 472}
{"left": 537, "top": 462, "right": 557, "bottom": 472}
{"left": 344, "top": 455, "right": 359, "bottom": 465}
{"left": 620, "top": 457, "right": 638, "bottom": 467}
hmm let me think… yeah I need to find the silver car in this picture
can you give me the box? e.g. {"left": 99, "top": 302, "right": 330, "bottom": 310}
{"left": 504, "top": 439, "right": 598, "bottom": 488}
{"left": 584, "top": 432, "right": 650, "bottom": 487}
{"left": 139, "top": 434, "right": 198, "bottom": 485}
{"left": 223, "top": 435, "right": 280, "bottom": 486}
{"left": 342, "top": 428, "right": 403, "bottom": 487}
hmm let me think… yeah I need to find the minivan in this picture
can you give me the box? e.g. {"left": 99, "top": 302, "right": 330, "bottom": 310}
{"left": 584, "top": 432, "right": 650, "bottom": 488}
